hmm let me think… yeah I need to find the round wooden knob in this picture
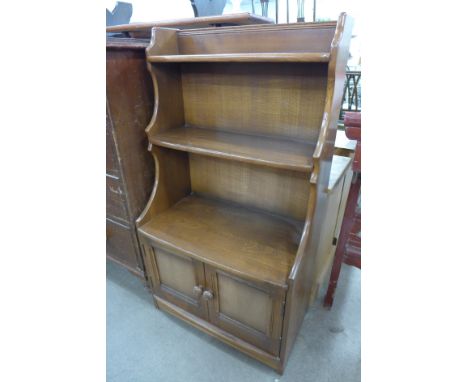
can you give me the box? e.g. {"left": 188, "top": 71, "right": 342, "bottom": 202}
{"left": 193, "top": 285, "right": 203, "bottom": 297}
{"left": 202, "top": 290, "right": 214, "bottom": 300}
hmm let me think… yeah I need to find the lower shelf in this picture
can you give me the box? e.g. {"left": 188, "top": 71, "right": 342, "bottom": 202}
{"left": 138, "top": 195, "right": 303, "bottom": 288}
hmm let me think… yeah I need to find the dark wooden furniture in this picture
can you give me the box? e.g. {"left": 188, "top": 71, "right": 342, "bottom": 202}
{"left": 137, "top": 14, "right": 352, "bottom": 373}
{"left": 106, "top": 43, "right": 154, "bottom": 278}
{"left": 106, "top": 12, "right": 273, "bottom": 38}
{"left": 324, "top": 111, "right": 361, "bottom": 308}
{"left": 106, "top": 14, "right": 274, "bottom": 278}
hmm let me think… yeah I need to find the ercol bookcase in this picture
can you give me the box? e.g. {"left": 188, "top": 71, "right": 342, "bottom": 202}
{"left": 136, "top": 14, "right": 352, "bottom": 373}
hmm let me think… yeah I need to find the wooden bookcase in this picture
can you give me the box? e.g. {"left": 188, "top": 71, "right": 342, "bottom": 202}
{"left": 137, "top": 14, "right": 353, "bottom": 373}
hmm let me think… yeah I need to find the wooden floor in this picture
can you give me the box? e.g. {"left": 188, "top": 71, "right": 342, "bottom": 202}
{"left": 138, "top": 194, "right": 304, "bottom": 287}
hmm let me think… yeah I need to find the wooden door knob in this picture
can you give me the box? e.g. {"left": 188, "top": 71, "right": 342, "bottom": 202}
{"left": 193, "top": 285, "right": 203, "bottom": 297}
{"left": 202, "top": 290, "right": 214, "bottom": 300}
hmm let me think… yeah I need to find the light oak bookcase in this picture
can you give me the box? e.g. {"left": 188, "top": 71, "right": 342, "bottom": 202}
{"left": 137, "top": 14, "right": 353, "bottom": 373}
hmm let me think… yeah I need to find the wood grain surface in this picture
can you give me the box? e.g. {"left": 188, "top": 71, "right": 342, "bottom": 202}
{"left": 153, "top": 126, "right": 315, "bottom": 172}
{"left": 189, "top": 154, "right": 310, "bottom": 221}
{"left": 148, "top": 52, "right": 330, "bottom": 63}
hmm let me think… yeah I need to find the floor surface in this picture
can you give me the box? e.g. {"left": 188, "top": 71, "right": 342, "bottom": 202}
{"left": 107, "top": 260, "right": 360, "bottom": 382}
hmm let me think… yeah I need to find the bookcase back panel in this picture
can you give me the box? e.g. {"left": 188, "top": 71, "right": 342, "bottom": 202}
{"left": 189, "top": 154, "right": 310, "bottom": 221}
{"left": 181, "top": 63, "right": 328, "bottom": 142}
{"left": 177, "top": 26, "right": 335, "bottom": 55}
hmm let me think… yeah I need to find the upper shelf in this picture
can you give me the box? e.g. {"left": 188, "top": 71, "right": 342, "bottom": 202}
{"left": 147, "top": 52, "right": 330, "bottom": 63}
{"left": 151, "top": 126, "right": 315, "bottom": 172}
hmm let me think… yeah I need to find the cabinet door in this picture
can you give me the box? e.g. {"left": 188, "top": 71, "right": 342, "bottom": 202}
{"left": 142, "top": 241, "right": 208, "bottom": 320}
{"left": 204, "top": 266, "right": 286, "bottom": 356}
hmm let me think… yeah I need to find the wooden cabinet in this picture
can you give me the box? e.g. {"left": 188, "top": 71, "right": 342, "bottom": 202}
{"left": 106, "top": 47, "right": 154, "bottom": 278}
{"left": 142, "top": 238, "right": 285, "bottom": 354}
{"left": 136, "top": 15, "right": 353, "bottom": 373}
{"left": 106, "top": 13, "right": 273, "bottom": 278}
{"left": 142, "top": 240, "right": 285, "bottom": 354}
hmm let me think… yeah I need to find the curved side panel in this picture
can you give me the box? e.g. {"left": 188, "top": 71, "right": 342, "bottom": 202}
{"left": 137, "top": 27, "right": 189, "bottom": 227}
{"left": 144, "top": 62, "right": 160, "bottom": 137}
{"left": 145, "top": 27, "right": 185, "bottom": 140}
{"left": 291, "top": 12, "right": 353, "bottom": 288}
{"left": 136, "top": 149, "right": 160, "bottom": 227}
{"left": 280, "top": 13, "right": 353, "bottom": 369}
{"left": 136, "top": 146, "right": 191, "bottom": 228}
{"left": 312, "top": 12, "right": 353, "bottom": 189}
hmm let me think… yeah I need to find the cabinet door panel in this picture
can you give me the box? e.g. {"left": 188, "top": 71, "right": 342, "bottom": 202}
{"left": 156, "top": 249, "right": 197, "bottom": 296}
{"left": 142, "top": 241, "right": 208, "bottom": 320}
{"left": 205, "top": 266, "right": 285, "bottom": 356}
{"left": 217, "top": 273, "right": 273, "bottom": 333}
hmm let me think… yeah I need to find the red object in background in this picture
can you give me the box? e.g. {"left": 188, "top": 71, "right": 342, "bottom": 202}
{"left": 344, "top": 112, "right": 361, "bottom": 172}
{"left": 324, "top": 112, "right": 361, "bottom": 308}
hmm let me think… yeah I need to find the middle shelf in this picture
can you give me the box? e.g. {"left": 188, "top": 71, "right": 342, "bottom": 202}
{"left": 139, "top": 194, "right": 304, "bottom": 288}
{"left": 151, "top": 126, "right": 316, "bottom": 172}
{"left": 147, "top": 52, "right": 331, "bottom": 63}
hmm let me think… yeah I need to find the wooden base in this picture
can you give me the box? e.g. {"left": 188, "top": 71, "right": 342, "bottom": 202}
{"left": 154, "top": 295, "right": 284, "bottom": 374}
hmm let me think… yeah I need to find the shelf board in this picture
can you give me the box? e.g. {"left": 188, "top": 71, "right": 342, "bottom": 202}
{"left": 139, "top": 195, "right": 303, "bottom": 287}
{"left": 147, "top": 52, "right": 330, "bottom": 63}
{"left": 152, "top": 126, "right": 315, "bottom": 172}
